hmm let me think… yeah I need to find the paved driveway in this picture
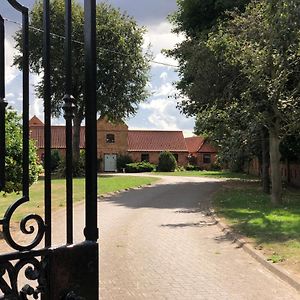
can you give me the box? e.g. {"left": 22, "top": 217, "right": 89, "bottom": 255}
{"left": 1, "top": 176, "right": 299, "bottom": 299}
{"left": 98, "top": 176, "right": 299, "bottom": 299}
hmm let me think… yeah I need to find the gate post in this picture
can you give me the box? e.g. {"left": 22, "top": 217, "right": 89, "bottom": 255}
{"left": 84, "top": 0, "right": 99, "bottom": 243}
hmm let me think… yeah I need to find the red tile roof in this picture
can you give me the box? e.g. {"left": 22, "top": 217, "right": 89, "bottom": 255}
{"left": 185, "top": 136, "right": 205, "bottom": 153}
{"left": 200, "top": 141, "right": 217, "bottom": 153}
{"left": 185, "top": 136, "right": 217, "bottom": 153}
{"left": 128, "top": 131, "right": 188, "bottom": 152}
{"left": 30, "top": 126, "right": 85, "bottom": 149}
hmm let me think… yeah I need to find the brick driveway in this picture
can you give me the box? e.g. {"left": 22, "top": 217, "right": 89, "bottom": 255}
{"left": 1, "top": 176, "right": 299, "bottom": 299}
{"left": 99, "top": 176, "right": 299, "bottom": 299}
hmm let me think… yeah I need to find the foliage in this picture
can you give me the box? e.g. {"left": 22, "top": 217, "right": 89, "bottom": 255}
{"left": 210, "top": 162, "right": 221, "bottom": 171}
{"left": 56, "top": 150, "right": 85, "bottom": 178}
{"left": 207, "top": 0, "right": 300, "bottom": 204}
{"left": 168, "top": 0, "right": 300, "bottom": 204}
{"left": 280, "top": 134, "right": 300, "bottom": 162}
{"left": 117, "top": 154, "right": 133, "bottom": 172}
{"left": 171, "top": 0, "right": 250, "bottom": 36}
{"left": 185, "top": 164, "right": 200, "bottom": 171}
{"left": 50, "top": 150, "right": 62, "bottom": 172}
{"left": 194, "top": 105, "right": 261, "bottom": 172}
{"left": 176, "top": 165, "right": 186, "bottom": 172}
{"left": 14, "top": 0, "right": 150, "bottom": 161}
{"left": 3, "top": 110, "right": 42, "bottom": 194}
{"left": 125, "top": 162, "right": 156, "bottom": 173}
{"left": 157, "top": 151, "right": 177, "bottom": 172}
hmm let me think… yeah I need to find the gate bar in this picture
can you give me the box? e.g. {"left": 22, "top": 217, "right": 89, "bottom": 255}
{"left": 64, "top": 0, "right": 74, "bottom": 244}
{"left": 0, "top": 15, "right": 7, "bottom": 191}
{"left": 84, "top": 0, "right": 98, "bottom": 242}
{"left": 43, "top": 0, "right": 52, "bottom": 247}
{"left": 22, "top": 9, "right": 30, "bottom": 198}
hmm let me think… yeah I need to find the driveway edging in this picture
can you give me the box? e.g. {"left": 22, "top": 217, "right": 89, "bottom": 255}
{"left": 210, "top": 210, "right": 300, "bottom": 292}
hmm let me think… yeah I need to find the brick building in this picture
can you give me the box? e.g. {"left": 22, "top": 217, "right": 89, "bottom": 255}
{"left": 128, "top": 130, "right": 188, "bottom": 167}
{"left": 29, "top": 116, "right": 217, "bottom": 171}
{"left": 185, "top": 136, "right": 218, "bottom": 169}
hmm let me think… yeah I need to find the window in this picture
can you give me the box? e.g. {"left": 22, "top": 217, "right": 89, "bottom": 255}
{"left": 203, "top": 154, "right": 211, "bottom": 164}
{"left": 106, "top": 134, "right": 115, "bottom": 143}
{"left": 172, "top": 153, "right": 179, "bottom": 162}
{"left": 141, "top": 153, "right": 149, "bottom": 162}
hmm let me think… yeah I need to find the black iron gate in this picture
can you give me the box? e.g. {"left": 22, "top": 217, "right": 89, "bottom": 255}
{"left": 0, "top": 0, "right": 99, "bottom": 299}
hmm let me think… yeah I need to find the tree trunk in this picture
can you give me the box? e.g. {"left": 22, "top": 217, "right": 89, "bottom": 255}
{"left": 269, "top": 121, "right": 282, "bottom": 205}
{"left": 73, "top": 113, "right": 84, "bottom": 164}
{"left": 261, "top": 127, "right": 270, "bottom": 194}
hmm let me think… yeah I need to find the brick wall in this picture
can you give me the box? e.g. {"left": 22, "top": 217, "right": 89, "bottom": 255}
{"left": 97, "top": 118, "right": 128, "bottom": 171}
{"left": 196, "top": 153, "right": 217, "bottom": 170}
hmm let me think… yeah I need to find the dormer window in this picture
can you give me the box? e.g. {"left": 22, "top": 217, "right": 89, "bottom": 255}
{"left": 106, "top": 134, "right": 115, "bottom": 143}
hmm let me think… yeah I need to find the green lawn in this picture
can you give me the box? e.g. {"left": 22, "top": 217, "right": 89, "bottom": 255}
{"left": 153, "top": 170, "right": 257, "bottom": 180}
{"left": 213, "top": 184, "right": 300, "bottom": 265}
{"left": 0, "top": 175, "right": 158, "bottom": 220}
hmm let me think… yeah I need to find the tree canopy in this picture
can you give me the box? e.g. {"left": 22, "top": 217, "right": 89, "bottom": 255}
{"left": 170, "top": 0, "right": 250, "bottom": 36}
{"left": 169, "top": 0, "right": 300, "bottom": 204}
{"left": 14, "top": 0, "right": 150, "bottom": 161}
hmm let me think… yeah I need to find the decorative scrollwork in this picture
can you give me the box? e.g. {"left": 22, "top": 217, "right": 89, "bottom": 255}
{"left": 1, "top": 197, "right": 45, "bottom": 251}
{"left": 0, "top": 257, "right": 46, "bottom": 299}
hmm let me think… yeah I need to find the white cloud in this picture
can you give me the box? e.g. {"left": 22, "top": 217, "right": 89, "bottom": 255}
{"left": 143, "top": 21, "right": 184, "bottom": 69}
{"left": 153, "top": 82, "right": 175, "bottom": 97}
{"left": 160, "top": 72, "right": 168, "bottom": 80}
{"left": 144, "top": 21, "right": 184, "bottom": 55}
{"left": 5, "top": 39, "right": 18, "bottom": 84}
{"left": 151, "top": 52, "right": 179, "bottom": 69}
{"left": 138, "top": 97, "right": 193, "bottom": 130}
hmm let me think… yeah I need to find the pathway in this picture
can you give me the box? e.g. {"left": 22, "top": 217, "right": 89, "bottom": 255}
{"left": 98, "top": 176, "right": 299, "bottom": 299}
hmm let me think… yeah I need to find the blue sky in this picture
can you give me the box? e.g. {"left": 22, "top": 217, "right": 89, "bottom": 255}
{"left": 1, "top": 0, "right": 195, "bottom": 136}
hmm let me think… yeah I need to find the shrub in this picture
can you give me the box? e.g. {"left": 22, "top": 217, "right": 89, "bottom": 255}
{"left": 3, "top": 110, "right": 42, "bottom": 194}
{"left": 50, "top": 150, "right": 62, "bottom": 172}
{"left": 210, "top": 162, "right": 221, "bottom": 171}
{"left": 185, "top": 164, "right": 197, "bottom": 171}
{"left": 187, "top": 155, "right": 197, "bottom": 165}
{"left": 157, "top": 151, "right": 177, "bottom": 172}
{"left": 56, "top": 150, "right": 85, "bottom": 178}
{"left": 176, "top": 165, "right": 185, "bottom": 172}
{"left": 125, "top": 162, "right": 156, "bottom": 173}
{"left": 117, "top": 154, "right": 133, "bottom": 172}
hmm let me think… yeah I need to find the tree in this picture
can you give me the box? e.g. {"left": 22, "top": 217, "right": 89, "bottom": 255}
{"left": 3, "top": 109, "right": 42, "bottom": 194}
{"left": 169, "top": 0, "right": 300, "bottom": 204}
{"left": 207, "top": 0, "right": 300, "bottom": 204}
{"left": 14, "top": 0, "right": 150, "bottom": 162}
{"left": 167, "top": 1, "right": 262, "bottom": 177}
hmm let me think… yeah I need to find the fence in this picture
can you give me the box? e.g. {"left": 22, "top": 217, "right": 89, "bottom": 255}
{"left": 247, "top": 158, "right": 300, "bottom": 187}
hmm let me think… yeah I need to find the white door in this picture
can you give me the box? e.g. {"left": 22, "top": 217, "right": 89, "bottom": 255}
{"left": 104, "top": 154, "right": 117, "bottom": 172}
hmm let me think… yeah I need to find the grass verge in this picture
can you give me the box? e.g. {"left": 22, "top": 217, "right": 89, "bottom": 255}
{"left": 213, "top": 182, "right": 300, "bottom": 273}
{"left": 153, "top": 170, "right": 257, "bottom": 180}
{"left": 0, "top": 175, "right": 158, "bottom": 221}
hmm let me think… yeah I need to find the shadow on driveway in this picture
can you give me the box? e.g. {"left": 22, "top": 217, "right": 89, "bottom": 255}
{"left": 100, "top": 181, "right": 221, "bottom": 211}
